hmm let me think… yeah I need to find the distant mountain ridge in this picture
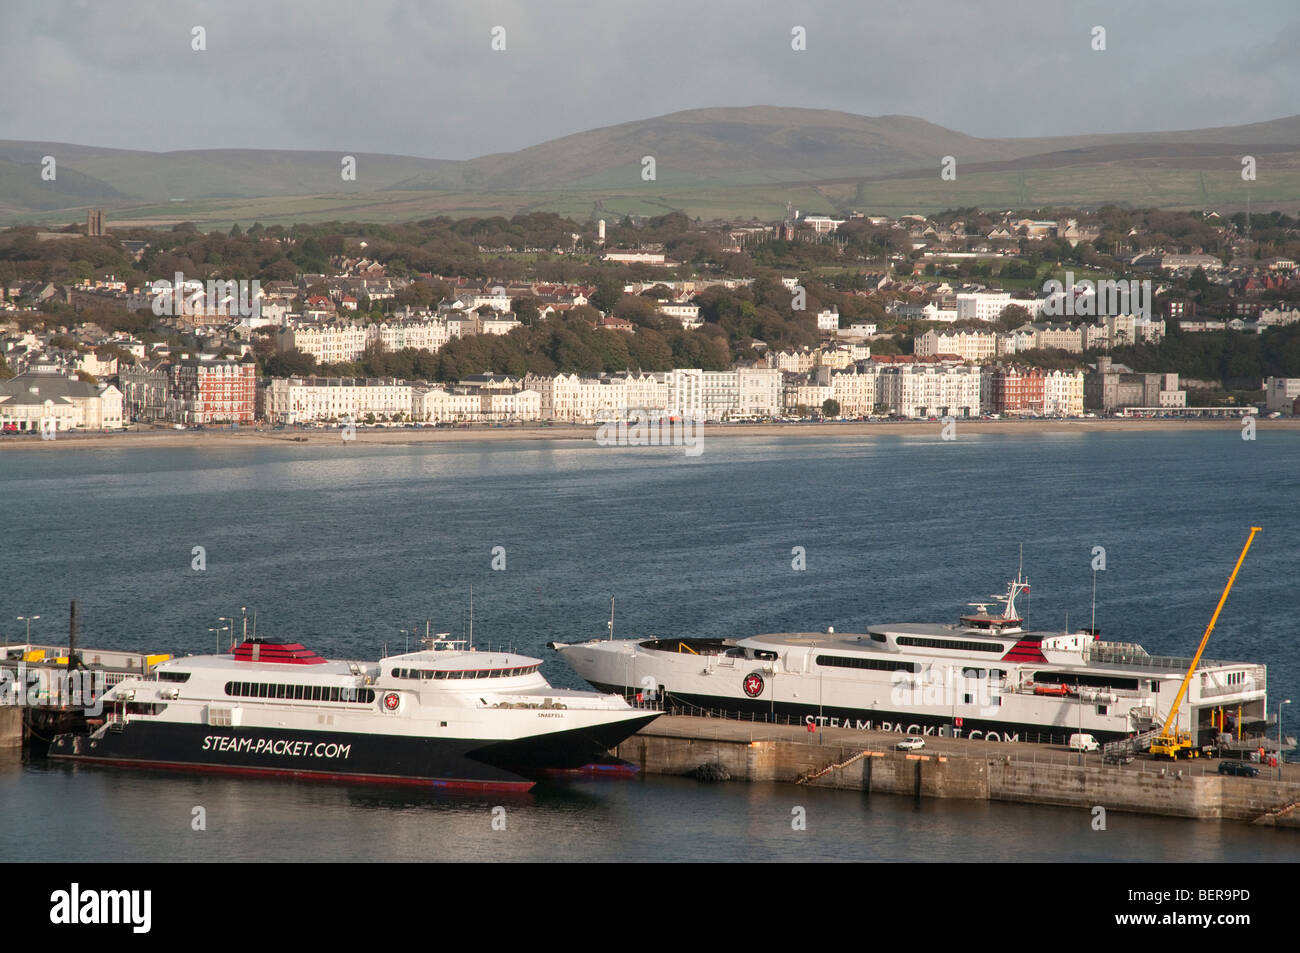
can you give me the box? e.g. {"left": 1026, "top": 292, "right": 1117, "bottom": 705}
{"left": 3, "top": 105, "right": 1298, "bottom": 223}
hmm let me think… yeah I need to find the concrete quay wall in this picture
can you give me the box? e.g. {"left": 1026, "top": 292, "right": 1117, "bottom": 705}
{"left": 613, "top": 717, "right": 1300, "bottom": 826}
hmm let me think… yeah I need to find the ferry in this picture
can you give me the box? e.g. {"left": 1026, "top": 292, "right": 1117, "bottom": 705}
{"left": 49, "top": 636, "right": 659, "bottom": 791}
{"left": 550, "top": 577, "right": 1270, "bottom": 747}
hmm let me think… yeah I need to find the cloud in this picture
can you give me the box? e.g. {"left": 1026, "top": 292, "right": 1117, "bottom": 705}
{"left": 0, "top": 0, "right": 1296, "bottom": 157}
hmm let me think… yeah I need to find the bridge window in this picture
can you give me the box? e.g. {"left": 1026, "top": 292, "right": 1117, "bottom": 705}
{"left": 897, "top": 636, "right": 1005, "bottom": 653}
{"left": 816, "top": 655, "right": 919, "bottom": 673}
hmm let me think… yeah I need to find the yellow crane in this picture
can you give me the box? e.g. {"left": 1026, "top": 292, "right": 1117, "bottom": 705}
{"left": 1149, "top": 526, "right": 1260, "bottom": 760}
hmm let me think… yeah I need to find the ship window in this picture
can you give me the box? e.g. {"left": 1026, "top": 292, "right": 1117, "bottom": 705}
{"left": 1097, "top": 705, "right": 1108, "bottom": 716}
{"left": 870, "top": 633, "right": 887, "bottom": 643}
{"left": 434, "top": 671, "right": 447, "bottom": 679}
{"left": 329, "top": 687, "right": 340, "bottom": 702}
{"left": 816, "top": 655, "right": 919, "bottom": 673}
{"left": 989, "top": 669, "right": 1006, "bottom": 680}
{"left": 1151, "top": 681, "right": 1159, "bottom": 692}
{"left": 897, "top": 636, "right": 1004, "bottom": 653}
{"left": 963, "top": 694, "right": 973, "bottom": 704}
{"left": 159, "top": 671, "right": 191, "bottom": 682}
{"left": 962, "top": 668, "right": 986, "bottom": 678}
{"left": 754, "top": 650, "right": 777, "bottom": 661}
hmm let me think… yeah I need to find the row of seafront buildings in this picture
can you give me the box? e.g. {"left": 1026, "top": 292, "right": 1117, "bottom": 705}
{"left": 913, "top": 314, "right": 1166, "bottom": 362}
{"left": 3, "top": 353, "right": 1226, "bottom": 433}
{"left": 119, "top": 357, "right": 1192, "bottom": 427}
{"left": 256, "top": 362, "right": 1101, "bottom": 425}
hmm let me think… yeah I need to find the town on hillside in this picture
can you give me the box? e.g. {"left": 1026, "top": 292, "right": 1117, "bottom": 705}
{"left": 3, "top": 206, "right": 1300, "bottom": 433}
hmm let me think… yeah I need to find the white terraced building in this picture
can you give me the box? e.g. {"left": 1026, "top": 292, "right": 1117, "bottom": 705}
{"left": 412, "top": 385, "right": 541, "bottom": 423}
{"left": 276, "top": 322, "right": 371, "bottom": 363}
{"left": 879, "top": 364, "right": 982, "bottom": 418}
{"left": 914, "top": 328, "right": 998, "bottom": 362}
{"left": 276, "top": 319, "right": 457, "bottom": 363}
{"left": 700, "top": 371, "right": 738, "bottom": 421}
{"left": 372, "top": 320, "right": 451, "bottom": 352}
{"left": 623, "top": 372, "right": 673, "bottom": 413}
{"left": 0, "top": 363, "right": 124, "bottom": 432}
{"left": 955, "top": 292, "right": 1012, "bottom": 323}
{"left": 828, "top": 367, "right": 882, "bottom": 416}
{"left": 736, "top": 367, "right": 782, "bottom": 418}
{"left": 1042, "top": 369, "right": 1085, "bottom": 416}
{"left": 263, "top": 377, "right": 413, "bottom": 424}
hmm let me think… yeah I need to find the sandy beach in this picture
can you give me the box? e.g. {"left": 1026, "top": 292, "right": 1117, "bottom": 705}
{"left": 2, "top": 417, "right": 1295, "bottom": 451}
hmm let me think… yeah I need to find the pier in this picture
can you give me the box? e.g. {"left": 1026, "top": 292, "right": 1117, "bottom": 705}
{"left": 614, "top": 714, "right": 1300, "bottom": 828}
{"left": 1, "top": 601, "right": 169, "bottom": 748}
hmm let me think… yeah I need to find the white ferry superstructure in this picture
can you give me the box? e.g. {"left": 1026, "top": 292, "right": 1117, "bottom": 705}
{"left": 551, "top": 578, "right": 1269, "bottom": 746}
{"left": 50, "top": 636, "right": 659, "bottom": 791}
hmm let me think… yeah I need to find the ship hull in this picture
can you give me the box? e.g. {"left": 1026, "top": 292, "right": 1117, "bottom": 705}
{"left": 588, "top": 682, "right": 1130, "bottom": 745}
{"left": 49, "top": 714, "right": 660, "bottom": 792}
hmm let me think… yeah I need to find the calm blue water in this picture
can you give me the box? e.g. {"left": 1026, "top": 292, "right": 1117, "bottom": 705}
{"left": 2, "top": 429, "right": 1298, "bottom": 861}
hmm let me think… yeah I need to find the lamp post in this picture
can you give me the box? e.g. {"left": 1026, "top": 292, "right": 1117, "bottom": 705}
{"left": 210, "top": 619, "right": 232, "bottom": 654}
{"left": 16, "top": 614, "right": 40, "bottom": 645}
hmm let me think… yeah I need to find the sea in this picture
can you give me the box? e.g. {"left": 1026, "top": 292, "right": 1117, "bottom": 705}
{"left": 2, "top": 426, "right": 1298, "bottom": 862}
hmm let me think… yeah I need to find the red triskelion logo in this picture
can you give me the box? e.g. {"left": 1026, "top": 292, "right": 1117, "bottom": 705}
{"left": 383, "top": 692, "right": 400, "bottom": 711}
{"left": 743, "top": 673, "right": 764, "bottom": 697}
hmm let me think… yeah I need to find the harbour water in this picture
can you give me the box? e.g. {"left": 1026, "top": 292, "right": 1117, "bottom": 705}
{"left": 2, "top": 427, "right": 1298, "bottom": 861}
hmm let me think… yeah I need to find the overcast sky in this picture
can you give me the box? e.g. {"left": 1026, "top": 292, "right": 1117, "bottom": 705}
{"left": 2, "top": 0, "right": 1297, "bottom": 158}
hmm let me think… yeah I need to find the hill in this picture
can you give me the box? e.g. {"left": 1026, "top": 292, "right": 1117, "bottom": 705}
{"left": 4, "top": 106, "right": 1299, "bottom": 226}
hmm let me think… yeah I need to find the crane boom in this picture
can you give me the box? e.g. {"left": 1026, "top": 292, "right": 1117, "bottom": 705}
{"left": 1151, "top": 526, "right": 1260, "bottom": 757}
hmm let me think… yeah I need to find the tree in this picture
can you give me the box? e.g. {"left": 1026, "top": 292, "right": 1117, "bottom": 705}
{"left": 589, "top": 274, "right": 624, "bottom": 313}
{"left": 822, "top": 398, "right": 841, "bottom": 417}
{"left": 997, "top": 304, "right": 1032, "bottom": 331}
{"left": 264, "top": 349, "right": 317, "bottom": 377}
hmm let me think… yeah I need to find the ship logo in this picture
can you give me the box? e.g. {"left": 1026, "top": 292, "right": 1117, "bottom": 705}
{"left": 382, "top": 692, "right": 401, "bottom": 711}
{"left": 743, "top": 673, "right": 765, "bottom": 697}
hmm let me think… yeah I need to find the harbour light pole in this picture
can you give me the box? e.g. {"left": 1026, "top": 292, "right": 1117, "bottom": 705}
{"left": 211, "top": 619, "right": 233, "bottom": 653}
{"left": 16, "top": 614, "right": 40, "bottom": 644}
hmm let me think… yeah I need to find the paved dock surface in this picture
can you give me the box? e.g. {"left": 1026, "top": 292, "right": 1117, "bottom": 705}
{"left": 636, "top": 714, "right": 1299, "bottom": 781}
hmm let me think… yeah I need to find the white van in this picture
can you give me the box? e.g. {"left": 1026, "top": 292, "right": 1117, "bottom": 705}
{"left": 1068, "top": 733, "right": 1100, "bottom": 751}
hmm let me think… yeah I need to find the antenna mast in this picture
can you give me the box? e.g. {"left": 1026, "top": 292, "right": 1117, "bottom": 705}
{"left": 608, "top": 596, "right": 615, "bottom": 641}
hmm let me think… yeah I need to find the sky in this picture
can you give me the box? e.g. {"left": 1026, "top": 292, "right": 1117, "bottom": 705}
{"left": 1, "top": 0, "right": 1297, "bottom": 159}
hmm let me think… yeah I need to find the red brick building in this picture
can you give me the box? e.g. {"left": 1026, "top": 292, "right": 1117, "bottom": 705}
{"left": 988, "top": 365, "right": 1045, "bottom": 416}
{"left": 170, "top": 355, "right": 257, "bottom": 424}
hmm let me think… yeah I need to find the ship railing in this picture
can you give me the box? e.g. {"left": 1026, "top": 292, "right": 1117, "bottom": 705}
{"left": 1103, "top": 728, "right": 1163, "bottom": 758}
{"left": 1083, "top": 643, "right": 1234, "bottom": 672}
{"left": 1199, "top": 664, "right": 1267, "bottom": 699}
